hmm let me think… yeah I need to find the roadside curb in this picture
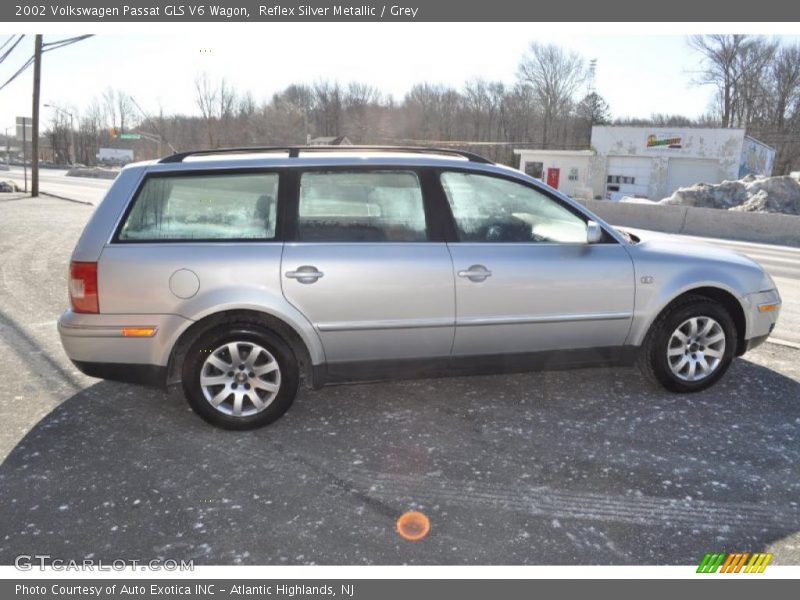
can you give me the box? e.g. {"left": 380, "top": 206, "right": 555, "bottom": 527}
{"left": 40, "top": 191, "right": 95, "bottom": 206}
{"left": 766, "top": 338, "right": 800, "bottom": 351}
{"left": 0, "top": 192, "right": 29, "bottom": 202}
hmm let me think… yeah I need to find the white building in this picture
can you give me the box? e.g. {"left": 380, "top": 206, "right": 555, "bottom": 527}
{"left": 515, "top": 126, "right": 776, "bottom": 201}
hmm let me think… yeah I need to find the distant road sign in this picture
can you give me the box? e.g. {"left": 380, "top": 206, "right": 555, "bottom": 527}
{"left": 118, "top": 133, "right": 141, "bottom": 140}
{"left": 16, "top": 116, "right": 32, "bottom": 140}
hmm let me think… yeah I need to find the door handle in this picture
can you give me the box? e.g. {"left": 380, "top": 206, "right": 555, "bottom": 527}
{"left": 457, "top": 264, "right": 492, "bottom": 282}
{"left": 285, "top": 265, "right": 324, "bottom": 284}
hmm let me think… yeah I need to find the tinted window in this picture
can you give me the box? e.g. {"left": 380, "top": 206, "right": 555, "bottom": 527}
{"left": 119, "top": 173, "right": 279, "bottom": 241}
{"left": 297, "top": 171, "right": 427, "bottom": 242}
{"left": 441, "top": 172, "right": 588, "bottom": 243}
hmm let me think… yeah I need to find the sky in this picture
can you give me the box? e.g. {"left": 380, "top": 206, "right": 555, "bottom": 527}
{"left": 0, "top": 25, "right": 797, "bottom": 133}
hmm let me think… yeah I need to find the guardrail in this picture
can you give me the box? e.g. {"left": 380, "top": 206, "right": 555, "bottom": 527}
{"left": 576, "top": 199, "right": 800, "bottom": 247}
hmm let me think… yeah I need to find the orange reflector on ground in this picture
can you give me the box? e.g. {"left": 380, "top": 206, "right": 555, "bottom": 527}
{"left": 396, "top": 511, "right": 430, "bottom": 541}
{"left": 758, "top": 303, "right": 780, "bottom": 313}
{"left": 122, "top": 327, "right": 157, "bottom": 337}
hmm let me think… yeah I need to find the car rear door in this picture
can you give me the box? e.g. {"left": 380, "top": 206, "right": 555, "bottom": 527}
{"left": 439, "top": 170, "right": 635, "bottom": 356}
{"left": 280, "top": 168, "right": 455, "bottom": 364}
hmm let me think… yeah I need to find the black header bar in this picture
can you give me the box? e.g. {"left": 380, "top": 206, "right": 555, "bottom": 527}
{"left": 3, "top": 0, "right": 798, "bottom": 22}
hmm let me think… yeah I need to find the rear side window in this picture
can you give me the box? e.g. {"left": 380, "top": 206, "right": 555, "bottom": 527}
{"left": 118, "top": 172, "right": 279, "bottom": 241}
{"left": 297, "top": 170, "right": 427, "bottom": 242}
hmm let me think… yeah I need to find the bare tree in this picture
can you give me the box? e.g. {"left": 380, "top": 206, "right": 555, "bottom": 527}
{"left": 770, "top": 44, "right": 800, "bottom": 129}
{"left": 194, "top": 73, "right": 237, "bottom": 147}
{"left": 518, "top": 43, "right": 586, "bottom": 147}
{"left": 100, "top": 88, "right": 136, "bottom": 133}
{"left": 343, "top": 82, "right": 383, "bottom": 141}
{"left": 689, "top": 35, "right": 754, "bottom": 127}
{"left": 403, "top": 83, "right": 462, "bottom": 141}
{"left": 116, "top": 92, "right": 136, "bottom": 133}
{"left": 102, "top": 88, "right": 117, "bottom": 130}
{"left": 498, "top": 82, "right": 538, "bottom": 143}
{"left": 195, "top": 73, "right": 219, "bottom": 147}
{"left": 312, "top": 80, "right": 344, "bottom": 137}
{"left": 733, "top": 38, "right": 778, "bottom": 127}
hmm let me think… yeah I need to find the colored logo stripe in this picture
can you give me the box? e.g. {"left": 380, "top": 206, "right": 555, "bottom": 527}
{"left": 697, "top": 552, "right": 773, "bottom": 573}
{"left": 697, "top": 553, "right": 725, "bottom": 573}
{"left": 744, "top": 553, "right": 773, "bottom": 573}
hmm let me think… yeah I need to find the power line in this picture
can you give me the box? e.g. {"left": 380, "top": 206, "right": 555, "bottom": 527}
{"left": 42, "top": 35, "right": 94, "bottom": 51}
{"left": 0, "top": 34, "right": 92, "bottom": 94}
{"left": 0, "top": 35, "right": 18, "bottom": 54}
{"left": 0, "top": 34, "right": 24, "bottom": 65}
{"left": 0, "top": 56, "right": 34, "bottom": 93}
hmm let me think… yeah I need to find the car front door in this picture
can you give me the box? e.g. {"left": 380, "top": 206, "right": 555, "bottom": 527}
{"left": 281, "top": 168, "right": 455, "bottom": 364}
{"left": 440, "top": 170, "right": 635, "bottom": 357}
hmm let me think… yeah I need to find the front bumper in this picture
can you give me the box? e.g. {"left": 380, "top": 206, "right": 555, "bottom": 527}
{"left": 58, "top": 310, "right": 193, "bottom": 382}
{"left": 742, "top": 288, "right": 781, "bottom": 351}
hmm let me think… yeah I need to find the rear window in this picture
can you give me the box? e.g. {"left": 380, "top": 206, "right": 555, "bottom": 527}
{"left": 118, "top": 172, "right": 279, "bottom": 241}
{"left": 297, "top": 170, "right": 427, "bottom": 242}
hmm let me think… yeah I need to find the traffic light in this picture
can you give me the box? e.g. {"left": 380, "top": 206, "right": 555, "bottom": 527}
{"left": 109, "top": 127, "right": 119, "bottom": 138}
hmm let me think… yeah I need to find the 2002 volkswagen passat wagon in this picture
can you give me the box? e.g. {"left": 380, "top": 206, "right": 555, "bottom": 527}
{"left": 59, "top": 146, "right": 781, "bottom": 429}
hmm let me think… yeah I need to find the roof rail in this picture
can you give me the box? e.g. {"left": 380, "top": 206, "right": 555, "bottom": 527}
{"left": 158, "top": 145, "right": 493, "bottom": 164}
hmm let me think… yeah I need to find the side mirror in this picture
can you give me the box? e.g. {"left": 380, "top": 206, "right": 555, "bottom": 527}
{"left": 586, "top": 220, "right": 603, "bottom": 244}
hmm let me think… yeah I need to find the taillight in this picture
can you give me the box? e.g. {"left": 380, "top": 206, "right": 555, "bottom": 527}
{"left": 69, "top": 261, "right": 99, "bottom": 313}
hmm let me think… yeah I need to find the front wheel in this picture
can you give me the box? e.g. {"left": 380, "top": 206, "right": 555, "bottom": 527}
{"left": 639, "top": 296, "right": 737, "bottom": 393}
{"left": 182, "top": 325, "right": 299, "bottom": 429}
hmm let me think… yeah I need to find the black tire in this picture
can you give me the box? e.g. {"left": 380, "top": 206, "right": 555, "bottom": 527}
{"left": 181, "top": 324, "right": 299, "bottom": 429}
{"left": 638, "top": 295, "right": 737, "bottom": 393}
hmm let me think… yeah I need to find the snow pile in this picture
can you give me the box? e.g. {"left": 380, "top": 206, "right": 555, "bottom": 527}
{"left": 659, "top": 175, "right": 800, "bottom": 215}
{"left": 66, "top": 166, "right": 119, "bottom": 180}
{"left": 0, "top": 179, "right": 22, "bottom": 193}
{"left": 619, "top": 196, "right": 656, "bottom": 204}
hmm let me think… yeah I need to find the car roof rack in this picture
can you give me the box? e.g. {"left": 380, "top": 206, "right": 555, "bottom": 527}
{"left": 158, "top": 145, "right": 493, "bottom": 164}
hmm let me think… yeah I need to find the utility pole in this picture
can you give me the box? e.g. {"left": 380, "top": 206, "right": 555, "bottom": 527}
{"left": 31, "top": 34, "right": 42, "bottom": 197}
{"left": 22, "top": 118, "right": 28, "bottom": 192}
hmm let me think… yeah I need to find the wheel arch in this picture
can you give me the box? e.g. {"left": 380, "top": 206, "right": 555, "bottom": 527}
{"left": 166, "top": 308, "right": 323, "bottom": 389}
{"left": 638, "top": 286, "right": 747, "bottom": 355}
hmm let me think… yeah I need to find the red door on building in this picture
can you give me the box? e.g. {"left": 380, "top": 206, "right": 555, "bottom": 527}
{"left": 546, "top": 167, "right": 560, "bottom": 189}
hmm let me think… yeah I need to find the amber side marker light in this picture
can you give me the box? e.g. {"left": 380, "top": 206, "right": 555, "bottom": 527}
{"left": 122, "top": 327, "right": 157, "bottom": 338}
{"left": 758, "top": 302, "right": 780, "bottom": 313}
{"left": 396, "top": 511, "right": 430, "bottom": 541}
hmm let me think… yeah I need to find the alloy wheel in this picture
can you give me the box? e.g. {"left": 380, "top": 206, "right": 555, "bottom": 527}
{"left": 666, "top": 316, "right": 726, "bottom": 382}
{"left": 200, "top": 341, "right": 282, "bottom": 417}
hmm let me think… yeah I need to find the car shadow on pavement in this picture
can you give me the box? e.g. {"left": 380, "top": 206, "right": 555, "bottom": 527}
{"left": 1, "top": 356, "right": 799, "bottom": 566}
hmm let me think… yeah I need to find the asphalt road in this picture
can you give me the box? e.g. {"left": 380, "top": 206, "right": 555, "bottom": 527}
{"left": 0, "top": 189, "right": 799, "bottom": 566}
{"left": 2, "top": 166, "right": 112, "bottom": 205}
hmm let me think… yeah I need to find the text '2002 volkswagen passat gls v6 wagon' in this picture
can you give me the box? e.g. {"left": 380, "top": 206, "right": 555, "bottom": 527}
{"left": 58, "top": 146, "right": 782, "bottom": 429}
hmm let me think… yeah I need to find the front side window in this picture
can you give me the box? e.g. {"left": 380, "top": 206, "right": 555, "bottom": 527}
{"left": 118, "top": 172, "right": 279, "bottom": 241}
{"left": 441, "top": 171, "right": 588, "bottom": 244}
{"left": 297, "top": 170, "right": 427, "bottom": 242}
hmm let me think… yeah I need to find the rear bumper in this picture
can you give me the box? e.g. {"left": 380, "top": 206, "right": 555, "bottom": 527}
{"left": 58, "top": 309, "right": 193, "bottom": 374}
{"left": 71, "top": 360, "right": 167, "bottom": 387}
{"left": 743, "top": 333, "right": 771, "bottom": 353}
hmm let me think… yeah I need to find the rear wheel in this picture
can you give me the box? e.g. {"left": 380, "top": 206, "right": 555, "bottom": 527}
{"left": 639, "top": 295, "right": 737, "bottom": 393}
{"left": 182, "top": 325, "right": 299, "bottom": 429}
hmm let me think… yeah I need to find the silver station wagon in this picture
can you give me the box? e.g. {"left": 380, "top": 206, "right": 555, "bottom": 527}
{"left": 58, "top": 147, "right": 782, "bottom": 429}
